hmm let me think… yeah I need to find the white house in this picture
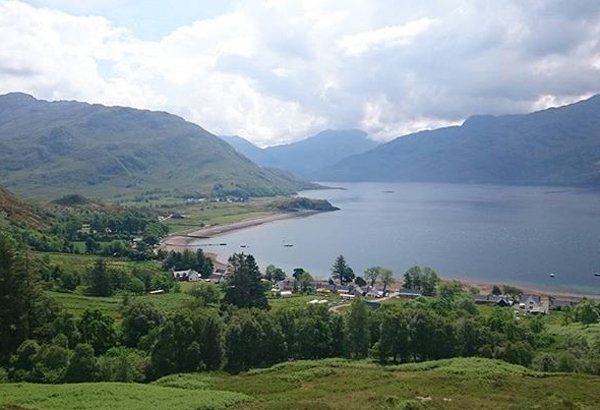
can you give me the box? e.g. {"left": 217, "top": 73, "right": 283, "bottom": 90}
{"left": 172, "top": 269, "right": 201, "bottom": 282}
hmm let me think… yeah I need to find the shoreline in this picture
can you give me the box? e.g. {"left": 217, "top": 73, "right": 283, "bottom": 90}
{"left": 453, "top": 277, "right": 600, "bottom": 301}
{"left": 160, "top": 210, "right": 324, "bottom": 251}
{"left": 159, "top": 210, "right": 599, "bottom": 301}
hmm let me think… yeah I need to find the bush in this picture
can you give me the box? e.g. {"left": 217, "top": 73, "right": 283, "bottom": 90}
{"left": 532, "top": 353, "right": 556, "bottom": 372}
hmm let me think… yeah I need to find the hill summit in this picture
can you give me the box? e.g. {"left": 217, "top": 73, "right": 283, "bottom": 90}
{"left": 0, "top": 93, "right": 316, "bottom": 200}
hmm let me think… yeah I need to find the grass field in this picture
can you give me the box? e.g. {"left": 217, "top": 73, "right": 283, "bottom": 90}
{"left": 0, "top": 382, "right": 251, "bottom": 410}
{"left": 2, "top": 352, "right": 600, "bottom": 409}
{"left": 164, "top": 200, "right": 281, "bottom": 234}
{"left": 150, "top": 357, "right": 600, "bottom": 409}
{"left": 46, "top": 290, "right": 194, "bottom": 320}
{"left": 37, "top": 252, "right": 162, "bottom": 273}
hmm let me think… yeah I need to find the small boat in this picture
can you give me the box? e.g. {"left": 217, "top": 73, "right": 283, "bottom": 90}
{"left": 219, "top": 243, "right": 227, "bottom": 246}
{"left": 283, "top": 244, "right": 294, "bottom": 248}
{"left": 383, "top": 190, "right": 394, "bottom": 193}
{"left": 549, "top": 273, "right": 555, "bottom": 278}
{"left": 240, "top": 244, "right": 247, "bottom": 248}
{"left": 594, "top": 273, "right": 600, "bottom": 277}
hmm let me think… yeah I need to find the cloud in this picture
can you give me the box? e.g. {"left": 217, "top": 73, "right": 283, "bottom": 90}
{"left": 2, "top": 0, "right": 600, "bottom": 146}
{"left": 338, "top": 18, "right": 438, "bottom": 56}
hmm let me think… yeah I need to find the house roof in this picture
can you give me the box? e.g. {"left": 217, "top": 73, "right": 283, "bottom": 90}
{"left": 398, "top": 288, "right": 423, "bottom": 296}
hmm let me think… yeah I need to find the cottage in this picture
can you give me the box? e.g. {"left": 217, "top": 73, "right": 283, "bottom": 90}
{"left": 172, "top": 269, "right": 201, "bottom": 282}
{"left": 209, "top": 271, "right": 225, "bottom": 284}
{"left": 472, "top": 294, "right": 512, "bottom": 306}
{"left": 519, "top": 294, "right": 549, "bottom": 314}
{"left": 397, "top": 288, "right": 423, "bottom": 299}
{"left": 550, "top": 298, "right": 580, "bottom": 311}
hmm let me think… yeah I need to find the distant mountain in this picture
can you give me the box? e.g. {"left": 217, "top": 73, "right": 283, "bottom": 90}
{"left": 222, "top": 129, "right": 379, "bottom": 179}
{"left": 317, "top": 95, "right": 600, "bottom": 186}
{"left": 0, "top": 93, "right": 316, "bottom": 200}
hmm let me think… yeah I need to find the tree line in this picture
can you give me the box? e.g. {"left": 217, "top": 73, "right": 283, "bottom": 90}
{"left": 4, "top": 237, "right": 600, "bottom": 385}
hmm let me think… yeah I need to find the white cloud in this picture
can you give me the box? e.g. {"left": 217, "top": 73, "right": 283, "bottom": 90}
{"left": 338, "top": 18, "right": 438, "bottom": 56}
{"left": 2, "top": 0, "right": 600, "bottom": 146}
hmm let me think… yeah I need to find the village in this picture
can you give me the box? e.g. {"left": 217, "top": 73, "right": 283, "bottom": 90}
{"left": 169, "top": 259, "right": 585, "bottom": 315}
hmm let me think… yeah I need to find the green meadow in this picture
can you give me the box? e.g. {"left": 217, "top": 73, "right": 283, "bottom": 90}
{"left": 3, "top": 358, "right": 600, "bottom": 410}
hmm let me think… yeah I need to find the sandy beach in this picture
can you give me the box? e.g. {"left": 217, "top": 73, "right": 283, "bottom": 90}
{"left": 160, "top": 210, "right": 322, "bottom": 252}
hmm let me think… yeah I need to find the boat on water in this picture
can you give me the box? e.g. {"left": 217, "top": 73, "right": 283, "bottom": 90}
{"left": 549, "top": 273, "right": 555, "bottom": 278}
{"left": 383, "top": 190, "right": 394, "bottom": 193}
{"left": 240, "top": 244, "right": 248, "bottom": 248}
{"left": 283, "top": 244, "right": 294, "bottom": 248}
{"left": 594, "top": 273, "right": 600, "bottom": 277}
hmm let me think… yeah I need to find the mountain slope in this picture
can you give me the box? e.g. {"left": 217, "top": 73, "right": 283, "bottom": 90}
{"left": 223, "top": 129, "right": 378, "bottom": 179}
{"left": 0, "top": 186, "right": 47, "bottom": 227}
{"left": 317, "top": 95, "right": 600, "bottom": 186}
{"left": 0, "top": 93, "right": 313, "bottom": 200}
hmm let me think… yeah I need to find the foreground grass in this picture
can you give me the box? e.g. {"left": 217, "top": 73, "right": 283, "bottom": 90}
{"left": 0, "top": 382, "right": 251, "bottom": 410}
{"left": 2, "top": 358, "right": 600, "bottom": 409}
{"left": 153, "top": 358, "right": 600, "bottom": 409}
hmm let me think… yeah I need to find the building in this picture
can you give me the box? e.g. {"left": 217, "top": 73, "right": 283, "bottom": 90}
{"left": 397, "top": 288, "right": 423, "bottom": 299}
{"left": 519, "top": 294, "right": 549, "bottom": 314}
{"left": 472, "top": 294, "right": 512, "bottom": 306}
{"left": 172, "top": 269, "right": 201, "bottom": 282}
{"left": 550, "top": 298, "right": 580, "bottom": 311}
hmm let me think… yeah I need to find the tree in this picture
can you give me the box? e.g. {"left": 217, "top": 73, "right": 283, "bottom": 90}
{"left": 438, "top": 281, "right": 463, "bottom": 300}
{"left": 99, "top": 347, "right": 149, "bottom": 382}
{"left": 86, "top": 259, "right": 112, "bottom": 296}
{"left": 9, "top": 339, "right": 40, "bottom": 381}
{"left": 331, "top": 255, "right": 355, "bottom": 284}
{"left": 31, "top": 335, "right": 70, "bottom": 383}
{"left": 491, "top": 285, "right": 502, "bottom": 295}
{"left": 402, "top": 266, "right": 439, "bottom": 296}
{"left": 379, "top": 268, "right": 395, "bottom": 295}
{"left": 297, "top": 271, "right": 315, "bottom": 294}
{"left": 355, "top": 276, "right": 367, "bottom": 288}
{"left": 59, "top": 270, "right": 79, "bottom": 292}
{"left": 121, "top": 301, "right": 164, "bottom": 348}
{"left": 573, "top": 299, "right": 600, "bottom": 325}
{"left": 223, "top": 253, "right": 269, "bottom": 309}
{"left": 195, "top": 313, "right": 224, "bottom": 371}
{"left": 78, "top": 309, "right": 117, "bottom": 355}
{"left": 346, "top": 298, "right": 370, "bottom": 358}
{"left": 65, "top": 343, "right": 100, "bottom": 382}
{"left": 85, "top": 237, "right": 100, "bottom": 254}
{"left": 265, "top": 264, "right": 286, "bottom": 283}
{"left": 403, "top": 266, "right": 422, "bottom": 290}
{"left": 187, "top": 282, "right": 222, "bottom": 308}
{"left": 0, "top": 234, "right": 41, "bottom": 364}
{"left": 364, "top": 267, "right": 381, "bottom": 288}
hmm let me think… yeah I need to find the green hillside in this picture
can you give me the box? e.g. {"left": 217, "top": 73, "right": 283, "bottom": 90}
{"left": 0, "top": 186, "right": 48, "bottom": 228}
{"left": 0, "top": 93, "right": 316, "bottom": 200}
{"left": 2, "top": 358, "right": 599, "bottom": 410}
{"left": 318, "top": 94, "right": 600, "bottom": 186}
{"left": 0, "top": 382, "right": 250, "bottom": 410}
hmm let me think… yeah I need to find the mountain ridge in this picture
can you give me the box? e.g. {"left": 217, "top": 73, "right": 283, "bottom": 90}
{"left": 0, "top": 93, "right": 316, "bottom": 200}
{"left": 222, "top": 129, "right": 378, "bottom": 179}
{"left": 316, "top": 94, "right": 600, "bottom": 186}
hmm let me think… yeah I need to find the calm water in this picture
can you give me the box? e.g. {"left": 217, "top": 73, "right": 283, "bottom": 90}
{"left": 191, "top": 182, "right": 600, "bottom": 294}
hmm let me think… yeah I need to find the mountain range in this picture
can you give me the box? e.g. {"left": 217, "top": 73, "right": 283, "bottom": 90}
{"left": 221, "top": 129, "right": 378, "bottom": 179}
{"left": 317, "top": 94, "right": 600, "bottom": 186}
{"left": 0, "top": 93, "right": 317, "bottom": 200}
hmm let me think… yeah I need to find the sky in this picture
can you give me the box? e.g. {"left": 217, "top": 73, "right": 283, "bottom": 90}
{"left": 2, "top": 0, "right": 600, "bottom": 147}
